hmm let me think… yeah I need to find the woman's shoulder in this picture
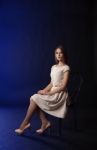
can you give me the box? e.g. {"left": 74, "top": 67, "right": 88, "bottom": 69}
{"left": 51, "top": 64, "right": 56, "bottom": 69}
{"left": 63, "top": 64, "right": 70, "bottom": 72}
{"left": 64, "top": 64, "right": 70, "bottom": 69}
{"left": 51, "top": 64, "right": 70, "bottom": 70}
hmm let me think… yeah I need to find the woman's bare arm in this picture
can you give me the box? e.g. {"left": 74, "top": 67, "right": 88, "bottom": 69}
{"left": 37, "top": 81, "right": 53, "bottom": 94}
{"left": 43, "top": 81, "right": 53, "bottom": 92}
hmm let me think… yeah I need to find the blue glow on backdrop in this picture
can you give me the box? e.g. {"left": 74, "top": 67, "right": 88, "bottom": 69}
{"left": 0, "top": 0, "right": 95, "bottom": 105}
{"left": 0, "top": 1, "right": 54, "bottom": 105}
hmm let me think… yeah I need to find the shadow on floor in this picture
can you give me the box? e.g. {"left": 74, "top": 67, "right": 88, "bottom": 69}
{"left": 0, "top": 106, "right": 97, "bottom": 150}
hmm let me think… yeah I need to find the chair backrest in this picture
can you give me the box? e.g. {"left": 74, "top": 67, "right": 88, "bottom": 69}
{"left": 66, "top": 72, "right": 83, "bottom": 106}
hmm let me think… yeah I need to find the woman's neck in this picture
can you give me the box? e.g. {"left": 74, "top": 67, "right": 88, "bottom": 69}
{"left": 57, "top": 61, "right": 65, "bottom": 66}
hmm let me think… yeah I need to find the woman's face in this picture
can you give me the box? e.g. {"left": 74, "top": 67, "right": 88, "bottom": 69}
{"left": 55, "top": 48, "right": 64, "bottom": 62}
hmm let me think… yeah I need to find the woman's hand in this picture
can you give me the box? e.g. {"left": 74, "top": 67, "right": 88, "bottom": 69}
{"left": 45, "top": 91, "right": 55, "bottom": 96}
{"left": 37, "top": 90, "right": 56, "bottom": 96}
{"left": 37, "top": 90, "right": 49, "bottom": 95}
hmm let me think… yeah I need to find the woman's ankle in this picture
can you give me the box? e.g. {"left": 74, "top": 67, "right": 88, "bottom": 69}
{"left": 41, "top": 120, "right": 50, "bottom": 127}
{"left": 19, "top": 122, "right": 29, "bottom": 129}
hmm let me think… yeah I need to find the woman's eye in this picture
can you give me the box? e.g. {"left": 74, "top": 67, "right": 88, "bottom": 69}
{"left": 56, "top": 52, "right": 63, "bottom": 55}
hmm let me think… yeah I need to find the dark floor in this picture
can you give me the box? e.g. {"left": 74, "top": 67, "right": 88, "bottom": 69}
{"left": 0, "top": 106, "right": 97, "bottom": 150}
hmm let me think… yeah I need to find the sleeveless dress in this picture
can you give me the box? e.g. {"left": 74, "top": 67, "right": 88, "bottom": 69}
{"left": 30, "top": 64, "right": 70, "bottom": 118}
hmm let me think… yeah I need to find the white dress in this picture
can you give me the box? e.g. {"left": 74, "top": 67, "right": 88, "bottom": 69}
{"left": 30, "top": 64, "right": 70, "bottom": 118}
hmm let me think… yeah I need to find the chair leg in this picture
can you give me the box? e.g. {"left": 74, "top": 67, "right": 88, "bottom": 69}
{"left": 72, "top": 106, "right": 78, "bottom": 131}
{"left": 46, "top": 118, "right": 63, "bottom": 136}
{"left": 58, "top": 119, "right": 63, "bottom": 136}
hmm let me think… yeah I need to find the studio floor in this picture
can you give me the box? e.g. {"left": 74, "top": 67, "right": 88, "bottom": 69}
{"left": 0, "top": 105, "right": 97, "bottom": 150}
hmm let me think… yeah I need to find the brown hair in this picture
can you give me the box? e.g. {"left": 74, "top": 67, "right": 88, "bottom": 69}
{"left": 54, "top": 45, "right": 68, "bottom": 64}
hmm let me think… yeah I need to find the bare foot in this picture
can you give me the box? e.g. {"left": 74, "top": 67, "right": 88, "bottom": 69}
{"left": 36, "top": 121, "right": 51, "bottom": 134}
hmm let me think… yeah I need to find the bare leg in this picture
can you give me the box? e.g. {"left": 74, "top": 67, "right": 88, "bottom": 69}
{"left": 15, "top": 100, "right": 50, "bottom": 134}
{"left": 39, "top": 109, "right": 49, "bottom": 125}
{"left": 19, "top": 100, "right": 37, "bottom": 129}
{"left": 36, "top": 109, "right": 51, "bottom": 134}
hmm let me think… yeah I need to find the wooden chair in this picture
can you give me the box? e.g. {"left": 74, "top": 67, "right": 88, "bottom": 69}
{"left": 49, "top": 72, "right": 83, "bottom": 136}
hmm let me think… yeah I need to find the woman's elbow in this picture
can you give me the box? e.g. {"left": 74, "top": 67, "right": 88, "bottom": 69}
{"left": 61, "top": 84, "right": 67, "bottom": 91}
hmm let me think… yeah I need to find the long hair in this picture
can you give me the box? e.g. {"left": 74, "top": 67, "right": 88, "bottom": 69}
{"left": 54, "top": 45, "right": 68, "bottom": 64}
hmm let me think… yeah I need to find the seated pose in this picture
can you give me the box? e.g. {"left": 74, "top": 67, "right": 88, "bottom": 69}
{"left": 15, "top": 45, "right": 70, "bottom": 135}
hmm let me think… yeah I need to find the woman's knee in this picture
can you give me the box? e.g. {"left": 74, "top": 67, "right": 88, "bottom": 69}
{"left": 30, "top": 94, "right": 38, "bottom": 102}
{"left": 30, "top": 96, "right": 33, "bottom": 101}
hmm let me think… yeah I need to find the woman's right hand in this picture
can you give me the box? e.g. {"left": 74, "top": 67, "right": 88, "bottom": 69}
{"left": 37, "top": 90, "right": 48, "bottom": 95}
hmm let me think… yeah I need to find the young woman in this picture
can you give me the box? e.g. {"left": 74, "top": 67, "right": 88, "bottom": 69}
{"left": 15, "top": 45, "right": 70, "bottom": 135}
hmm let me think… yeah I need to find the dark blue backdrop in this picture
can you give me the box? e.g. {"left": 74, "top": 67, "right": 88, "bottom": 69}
{"left": 0, "top": 0, "right": 96, "bottom": 106}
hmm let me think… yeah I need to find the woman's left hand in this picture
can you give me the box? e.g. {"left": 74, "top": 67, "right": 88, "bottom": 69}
{"left": 45, "top": 91, "right": 55, "bottom": 95}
